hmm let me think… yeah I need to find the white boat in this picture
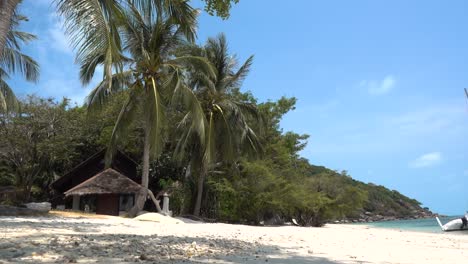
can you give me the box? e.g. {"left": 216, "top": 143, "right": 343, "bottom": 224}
{"left": 436, "top": 215, "right": 468, "bottom": 232}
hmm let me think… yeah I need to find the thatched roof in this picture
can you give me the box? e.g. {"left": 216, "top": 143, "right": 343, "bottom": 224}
{"left": 51, "top": 149, "right": 139, "bottom": 193}
{"left": 64, "top": 168, "right": 142, "bottom": 197}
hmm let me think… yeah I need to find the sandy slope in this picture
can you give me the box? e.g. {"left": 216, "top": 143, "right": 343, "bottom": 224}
{"left": 0, "top": 213, "right": 467, "bottom": 264}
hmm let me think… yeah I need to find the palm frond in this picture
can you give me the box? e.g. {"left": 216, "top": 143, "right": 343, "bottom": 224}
{"left": 0, "top": 75, "right": 18, "bottom": 112}
{"left": 56, "top": 0, "right": 125, "bottom": 86}
{"left": 6, "top": 30, "right": 36, "bottom": 50}
{"left": 106, "top": 82, "right": 142, "bottom": 166}
{"left": 0, "top": 2, "right": 36, "bottom": 112}
{"left": 240, "top": 125, "right": 262, "bottom": 155}
{"left": 121, "top": 2, "right": 150, "bottom": 60}
{"left": 178, "top": 78, "right": 206, "bottom": 143}
{"left": 0, "top": 0, "right": 21, "bottom": 54}
{"left": 147, "top": 76, "right": 166, "bottom": 159}
{"left": 206, "top": 33, "right": 230, "bottom": 81}
{"left": 174, "top": 44, "right": 216, "bottom": 92}
{"left": 227, "top": 55, "right": 253, "bottom": 89}
{"left": 166, "top": 55, "right": 216, "bottom": 80}
{"left": 203, "top": 111, "right": 216, "bottom": 166}
{"left": 173, "top": 115, "right": 194, "bottom": 161}
{"left": 164, "top": 69, "right": 207, "bottom": 154}
{"left": 0, "top": 47, "right": 39, "bottom": 82}
{"left": 233, "top": 100, "right": 263, "bottom": 130}
{"left": 216, "top": 103, "right": 240, "bottom": 160}
{"left": 85, "top": 70, "right": 134, "bottom": 113}
{"left": 153, "top": 0, "right": 199, "bottom": 42}
{"left": 175, "top": 43, "right": 205, "bottom": 57}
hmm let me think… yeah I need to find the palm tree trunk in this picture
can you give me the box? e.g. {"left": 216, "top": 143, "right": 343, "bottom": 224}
{"left": 193, "top": 170, "right": 205, "bottom": 217}
{"left": 0, "top": 0, "right": 20, "bottom": 54}
{"left": 128, "top": 124, "right": 151, "bottom": 217}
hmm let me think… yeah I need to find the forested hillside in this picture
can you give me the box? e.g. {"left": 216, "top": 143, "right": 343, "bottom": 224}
{"left": 301, "top": 166, "right": 435, "bottom": 223}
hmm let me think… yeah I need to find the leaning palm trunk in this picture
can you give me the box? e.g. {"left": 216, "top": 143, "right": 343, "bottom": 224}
{"left": 0, "top": 0, "right": 20, "bottom": 54}
{"left": 129, "top": 120, "right": 165, "bottom": 217}
{"left": 129, "top": 124, "right": 151, "bottom": 217}
{"left": 193, "top": 170, "right": 206, "bottom": 216}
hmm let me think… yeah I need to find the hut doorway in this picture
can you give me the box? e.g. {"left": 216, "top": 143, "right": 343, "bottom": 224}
{"left": 96, "top": 194, "right": 119, "bottom": 216}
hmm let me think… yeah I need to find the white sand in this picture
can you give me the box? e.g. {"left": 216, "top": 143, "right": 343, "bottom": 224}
{"left": 0, "top": 213, "right": 467, "bottom": 263}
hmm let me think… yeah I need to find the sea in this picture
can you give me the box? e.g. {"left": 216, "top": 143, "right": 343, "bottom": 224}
{"left": 360, "top": 216, "right": 468, "bottom": 234}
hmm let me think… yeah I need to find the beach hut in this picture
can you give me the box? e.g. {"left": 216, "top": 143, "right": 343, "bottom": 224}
{"left": 51, "top": 149, "right": 140, "bottom": 215}
{"left": 0, "top": 186, "right": 16, "bottom": 203}
{"left": 64, "top": 168, "right": 142, "bottom": 216}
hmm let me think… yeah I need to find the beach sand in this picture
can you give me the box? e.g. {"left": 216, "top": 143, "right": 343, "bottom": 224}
{"left": 0, "top": 212, "right": 467, "bottom": 263}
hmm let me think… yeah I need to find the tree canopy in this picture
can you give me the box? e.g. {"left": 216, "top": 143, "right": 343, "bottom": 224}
{"left": 202, "top": 0, "right": 239, "bottom": 19}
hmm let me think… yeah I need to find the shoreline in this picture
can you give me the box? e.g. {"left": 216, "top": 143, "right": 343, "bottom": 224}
{"left": 337, "top": 214, "right": 441, "bottom": 224}
{"left": 1, "top": 213, "right": 467, "bottom": 263}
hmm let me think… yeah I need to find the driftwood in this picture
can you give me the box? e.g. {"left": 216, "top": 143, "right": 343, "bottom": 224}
{"left": 134, "top": 183, "right": 180, "bottom": 216}
{"left": 147, "top": 189, "right": 162, "bottom": 213}
{"left": 149, "top": 185, "right": 181, "bottom": 216}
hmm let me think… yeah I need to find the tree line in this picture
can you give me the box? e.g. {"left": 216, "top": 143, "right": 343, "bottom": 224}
{"left": 0, "top": 91, "right": 427, "bottom": 225}
{"left": 1, "top": 0, "right": 428, "bottom": 226}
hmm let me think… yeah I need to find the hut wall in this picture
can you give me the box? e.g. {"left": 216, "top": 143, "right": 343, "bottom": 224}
{"left": 96, "top": 194, "right": 119, "bottom": 216}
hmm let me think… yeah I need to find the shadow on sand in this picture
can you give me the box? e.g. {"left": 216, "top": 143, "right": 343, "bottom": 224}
{"left": 0, "top": 233, "right": 371, "bottom": 264}
{"left": 0, "top": 216, "right": 117, "bottom": 234}
{"left": 0, "top": 217, "right": 368, "bottom": 264}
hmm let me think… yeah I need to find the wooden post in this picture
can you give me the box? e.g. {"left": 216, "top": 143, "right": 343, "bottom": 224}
{"left": 162, "top": 192, "right": 170, "bottom": 216}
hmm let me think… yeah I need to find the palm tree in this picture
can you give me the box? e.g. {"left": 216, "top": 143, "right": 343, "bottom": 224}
{"left": 56, "top": 0, "right": 214, "bottom": 216}
{"left": 0, "top": 11, "right": 39, "bottom": 112}
{"left": 176, "top": 34, "right": 261, "bottom": 216}
{"left": 1, "top": 0, "right": 237, "bottom": 52}
{"left": 0, "top": 0, "right": 21, "bottom": 53}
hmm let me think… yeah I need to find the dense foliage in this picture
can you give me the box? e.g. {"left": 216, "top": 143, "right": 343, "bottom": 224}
{"left": 202, "top": 0, "right": 239, "bottom": 18}
{"left": 0, "top": 91, "right": 428, "bottom": 226}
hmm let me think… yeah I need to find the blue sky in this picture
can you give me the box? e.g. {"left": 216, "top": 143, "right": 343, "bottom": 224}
{"left": 11, "top": 0, "right": 468, "bottom": 215}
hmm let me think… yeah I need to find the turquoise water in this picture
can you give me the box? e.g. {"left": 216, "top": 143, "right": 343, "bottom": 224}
{"left": 362, "top": 216, "right": 468, "bottom": 234}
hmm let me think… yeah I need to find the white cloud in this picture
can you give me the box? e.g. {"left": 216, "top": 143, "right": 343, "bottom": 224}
{"left": 38, "top": 78, "right": 92, "bottom": 105}
{"left": 48, "top": 15, "right": 73, "bottom": 54}
{"left": 409, "top": 152, "right": 442, "bottom": 168}
{"left": 389, "top": 105, "right": 466, "bottom": 135}
{"left": 360, "top": 75, "right": 396, "bottom": 95}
